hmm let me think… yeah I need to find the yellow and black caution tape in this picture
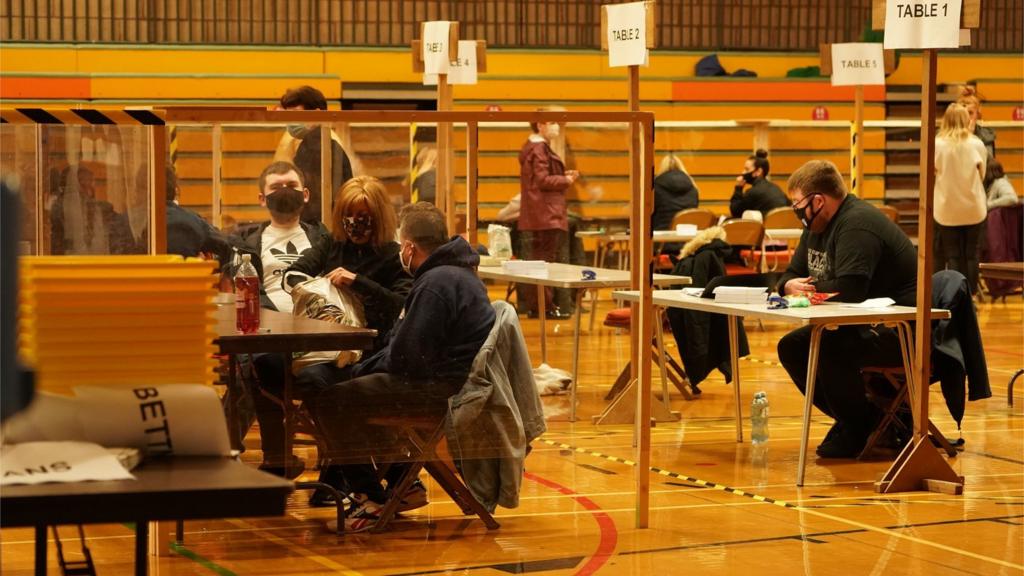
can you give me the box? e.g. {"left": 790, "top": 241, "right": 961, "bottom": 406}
{"left": 0, "top": 108, "right": 164, "bottom": 125}
{"left": 740, "top": 355, "right": 785, "bottom": 369}
{"left": 539, "top": 438, "right": 797, "bottom": 509}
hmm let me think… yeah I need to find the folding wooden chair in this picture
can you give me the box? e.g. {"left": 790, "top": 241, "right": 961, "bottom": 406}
{"left": 859, "top": 366, "right": 958, "bottom": 460}
{"left": 671, "top": 208, "right": 718, "bottom": 230}
{"left": 366, "top": 415, "right": 500, "bottom": 533}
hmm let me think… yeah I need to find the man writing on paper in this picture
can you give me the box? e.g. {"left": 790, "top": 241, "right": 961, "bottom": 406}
{"left": 775, "top": 160, "right": 917, "bottom": 458}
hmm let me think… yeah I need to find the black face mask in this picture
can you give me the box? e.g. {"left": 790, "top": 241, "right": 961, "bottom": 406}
{"left": 342, "top": 213, "right": 374, "bottom": 241}
{"left": 742, "top": 171, "right": 757, "bottom": 185}
{"left": 793, "top": 193, "right": 823, "bottom": 228}
{"left": 265, "top": 187, "right": 305, "bottom": 216}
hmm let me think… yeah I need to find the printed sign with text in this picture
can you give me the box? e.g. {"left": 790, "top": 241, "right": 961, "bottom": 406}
{"left": 884, "top": 0, "right": 963, "bottom": 49}
{"left": 606, "top": 2, "right": 648, "bottom": 67}
{"left": 425, "top": 40, "right": 478, "bottom": 86}
{"left": 830, "top": 43, "right": 886, "bottom": 86}
{"left": 422, "top": 21, "right": 452, "bottom": 75}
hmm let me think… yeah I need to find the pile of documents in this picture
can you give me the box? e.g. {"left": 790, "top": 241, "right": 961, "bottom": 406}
{"left": 18, "top": 255, "right": 219, "bottom": 391}
{"left": 712, "top": 286, "right": 768, "bottom": 304}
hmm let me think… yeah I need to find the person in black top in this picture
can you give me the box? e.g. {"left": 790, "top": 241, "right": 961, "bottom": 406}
{"left": 775, "top": 160, "right": 917, "bottom": 458}
{"left": 653, "top": 155, "right": 700, "bottom": 230}
{"left": 313, "top": 202, "right": 496, "bottom": 532}
{"left": 251, "top": 175, "right": 410, "bottom": 482}
{"left": 653, "top": 155, "right": 700, "bottom": 258}
{"left": 164, "top": 167, "right": 232, "bottom": 263}
{"left": 729, "top": 149, "right": 788, "bottom": 218}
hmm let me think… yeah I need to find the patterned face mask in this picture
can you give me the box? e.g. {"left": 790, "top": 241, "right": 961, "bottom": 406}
{"left": 343, "top": 213, "right": 374, "bottom": 241}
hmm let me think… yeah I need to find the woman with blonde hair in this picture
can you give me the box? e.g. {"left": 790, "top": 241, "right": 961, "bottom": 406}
{"left": 934, "top": 103, "right": 988, "bottom": 294}
{"left": 654, "top": 154, "right": 700, "bottom": 230}
{"left": 281, "top": 175, "right": 414, "bottom": 506}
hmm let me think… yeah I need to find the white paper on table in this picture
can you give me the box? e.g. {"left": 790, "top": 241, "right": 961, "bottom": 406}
{"left": 830, "top": 43, "right": 886, "bottom": 87}
{"left": 681, "top": 288, "right": 705, "bottom": 297}
{"left": 1, "top": 441, "right": 135, "bottom": 485}
{"left": 843, "top": 297, "right": 896, "bottom": 309}
{"left": 884, "top": 0, "right": 962, "bottom": 50}
{"left": 421, "top": 21, "right": 452, "bottom": 75}
{"left": 606, "top": 2, "right": 648, "bottom": 67}
{"left": 75, "top": 384, "right": 231, "bottom": 457}
{"left": 674, "top": 224, "right": 698, "bottom": 235}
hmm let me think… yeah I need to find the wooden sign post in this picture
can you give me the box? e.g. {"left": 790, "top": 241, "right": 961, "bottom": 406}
{"left": 819, "top": 43, "right": 895, "bottom": 197}
{"left": 592, "top": 0, "right": 660, "bottom": 530}
{"left": 412, "top": 22, "right": 459, "bottom": 232}
{"left": 872, "top": 0, "right": 979, "bottom": 495}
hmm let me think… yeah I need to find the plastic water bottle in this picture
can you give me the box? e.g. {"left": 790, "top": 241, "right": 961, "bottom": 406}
{"left": 234, "top": 254, "right": 260, "bottom": 334}
{"left": 751, "top": 391, "right": 769, "bottom": 444}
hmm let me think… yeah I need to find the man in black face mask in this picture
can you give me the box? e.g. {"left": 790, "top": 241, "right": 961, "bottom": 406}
{"left": 231, "top": 161, "right": 330, "bottom": 314}
{"left": 227, "top": 161, "right": 331, "bottom": 477}
{"left": 775, "top": 160, "right": 917, "bottom": 459}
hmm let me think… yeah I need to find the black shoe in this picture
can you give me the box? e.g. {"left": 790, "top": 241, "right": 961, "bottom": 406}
{"left": 815, "top": 431, "right": 864, "bottom": 459}
{"left": 258, "top": 455, "right": 306, "bottom": 480}
{"left": 309, "top": 465, "right": 345, "bottom": 507}
{"left": 309, "top": 488, "right": 338, "bottom": 508}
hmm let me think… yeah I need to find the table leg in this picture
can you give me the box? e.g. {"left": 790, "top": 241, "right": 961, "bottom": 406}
{"left": 136, "top": 520, "right": 149, "bottom": 576}
{"left": 655, "top": 308, "right": 672, "bottom": 412}
{"left": 895, "top": 322, "right": 919, "bottom": 432}
{"left": 589, "top": 287, "right": 599, "bottom": 333}
{"left": 537, "top": 284, "right": 547, "bottom": 364}
{"left": 797, "top": 325, "right": 825, "bottom": 487}
{"left": 571, "top": 288, "right": 583, "bottom": 422}
{"left": 727, "top": 315, "right": 743, "bottom": 442}
{"left": 35, "top": 525, "right": 46, "bottom": 576}
{"left": 282, "top": 352, "right": 295, "bottom": 479}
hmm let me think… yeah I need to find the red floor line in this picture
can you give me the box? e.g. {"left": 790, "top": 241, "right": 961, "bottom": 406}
{"left": 524, "top": 471, "right": 618, "bottom": 576}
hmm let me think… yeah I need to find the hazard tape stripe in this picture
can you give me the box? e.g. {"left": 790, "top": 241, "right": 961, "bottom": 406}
{"left": 741, "top": 355, "right": 785, "bottom": 369}
{"left": 0, "top": 108, "right": 165, "bottom": 125}
{"left": 540, "top": 438, "right": 798, "bottom": 509}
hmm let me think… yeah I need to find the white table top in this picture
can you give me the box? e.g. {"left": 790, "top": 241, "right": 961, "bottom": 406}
{"left": 611, "top": 289, "right": 950, "bottom": 326}
{"left": 764, "top": 228, "right": 804, "bottom": 241}
{"left": 478, "top": 263, "right": 690, "bottom": 289}
{"left": 576, "top": 230, "right": 697, "bottom": 243}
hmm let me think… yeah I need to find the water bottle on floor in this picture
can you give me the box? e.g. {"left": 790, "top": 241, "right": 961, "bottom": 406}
{"left": 751, "top": 391, "right": 769, "bottom": 444}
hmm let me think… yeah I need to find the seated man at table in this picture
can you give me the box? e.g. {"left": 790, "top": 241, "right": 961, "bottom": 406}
{"left": 229, "top": 161, "right": 329, "bottom": 476}
{"left": 313, "top": 201, "right": 495, "bottom": 532}
{"left": 775, "top": 160, "right": 917, "bottom": 458}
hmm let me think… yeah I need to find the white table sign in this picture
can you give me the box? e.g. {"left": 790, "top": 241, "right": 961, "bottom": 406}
{"left": 830, "top": 43, "right": 886, "bottom": 86}
{"left": 422, "top": 21, "right": 452, "bottom": 75}
{"left": 606, "top": 2, "right": 648, "bottom": 67}
{"left": 884, "top": 0, "right": 963, "bottom": 49}
{"left": 425, "top": 40, "right": 478, "bottom": 86}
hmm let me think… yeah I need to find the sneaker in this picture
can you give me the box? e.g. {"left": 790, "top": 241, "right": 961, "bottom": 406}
{"left": 395, "top": 480, "right": 429, "bottom": 513}
{"left": 324, "top": 495, "right": 384, "bottom": 534}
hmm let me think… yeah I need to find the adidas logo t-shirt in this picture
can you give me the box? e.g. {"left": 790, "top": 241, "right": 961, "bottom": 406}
{"left": 261, "top": 223, "right": 314, "bottom": 313}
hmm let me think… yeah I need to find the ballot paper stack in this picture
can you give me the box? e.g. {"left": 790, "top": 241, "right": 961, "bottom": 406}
{"left": 18, "top": 255, "right": 219, "bottom": 391}
{"left": 712, "top": 286, "right": 769, "bottom": 304}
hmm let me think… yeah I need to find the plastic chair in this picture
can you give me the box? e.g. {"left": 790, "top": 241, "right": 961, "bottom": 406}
{"left": 721, "top": 218, "right": 765, "bottom": 274}
{"left": 671, "top": 208, "right": 718, "bottom": 230}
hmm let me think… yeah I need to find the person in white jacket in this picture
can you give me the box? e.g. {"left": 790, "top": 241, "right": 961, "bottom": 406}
{"left": 984, "top": 158, "right": 1019, "bottom": 210}
{"left": 934, "top": 103, "right": 988, "bottom": 295}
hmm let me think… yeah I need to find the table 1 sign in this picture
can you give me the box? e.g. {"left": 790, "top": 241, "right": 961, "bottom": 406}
{"left": 884, "top": 0, "right": 963, "bottom": 49}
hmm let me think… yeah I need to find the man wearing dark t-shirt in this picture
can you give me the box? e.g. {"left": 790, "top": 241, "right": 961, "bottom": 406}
{"left": 775, "top": 160, "right": 917, "bottom": 458}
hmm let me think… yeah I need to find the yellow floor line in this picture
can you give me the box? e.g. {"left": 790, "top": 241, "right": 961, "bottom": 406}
{"left": 539, "top": 438, "right": 1024, "bottom": 571}
{"left": 225, "top": 518, "right": 363, "bottom": 575}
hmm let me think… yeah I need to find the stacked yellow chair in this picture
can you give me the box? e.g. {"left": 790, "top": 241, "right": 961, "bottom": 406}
{"left": 18, "top": 255, "right": 219, "bottom": 393}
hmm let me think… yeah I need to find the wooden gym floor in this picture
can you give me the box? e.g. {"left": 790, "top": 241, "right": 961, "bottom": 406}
{"left": 2, "top": 288, "right": 1021, "bottom": 575}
